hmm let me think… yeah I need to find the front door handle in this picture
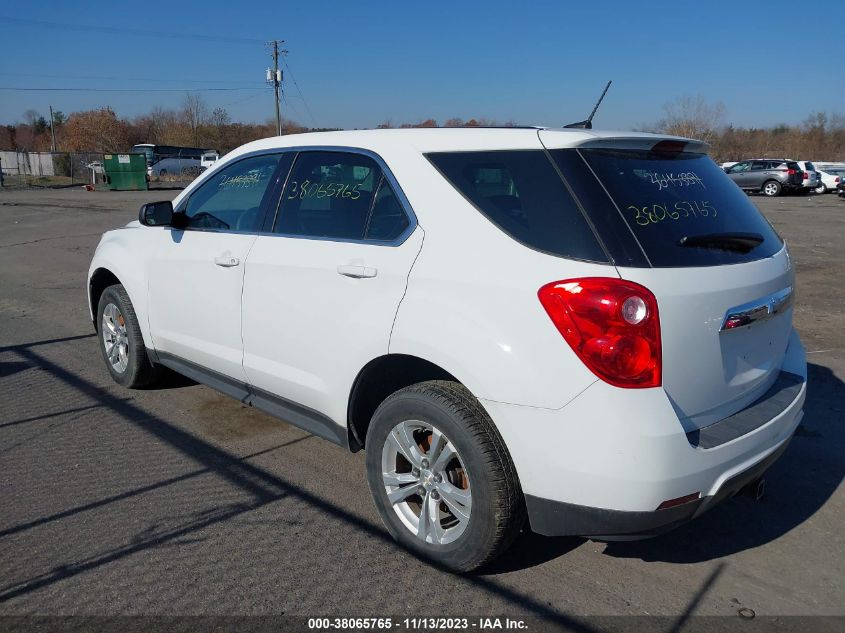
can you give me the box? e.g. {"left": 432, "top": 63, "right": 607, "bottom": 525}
{"left": 214, "top": 255, "right": 240, "bottom": 267}
{"left": 337, "top": 264, "right": 377, "bottom": 279}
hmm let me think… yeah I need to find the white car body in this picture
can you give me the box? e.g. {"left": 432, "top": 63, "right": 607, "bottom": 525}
{"left": 88, "top": 128, "right": 806, "bottom": 550}
{"left": 200, "top": 151, "right": 220, "bottom": 170}
{"left": 816, "top": 168, "right": 844, "bottom": 193}
{"left": 795, "top": 160, "right": 819, "bottom": 189}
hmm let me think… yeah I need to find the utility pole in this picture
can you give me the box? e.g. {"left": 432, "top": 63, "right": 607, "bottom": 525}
{"left": 267, "top": 40, "right": 284, "bottom": 136}
{"left": 49, "top": 105, "right": 57, "bottom": 152}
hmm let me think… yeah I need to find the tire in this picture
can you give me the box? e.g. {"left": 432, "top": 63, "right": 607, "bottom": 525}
{"left": 97, "top": 284, "right": 160, "bottom": 388}
{"left": 815, "top": 184, "right": 827, "bottom": 194}
{"left": 365, "top": 380, "right": 525, "bottom": 572}
{"left": 158, "top": 169, "right": 167, "bottom": 176}
{"left": 762, "top": 180, "right": 782, "bottom": 197}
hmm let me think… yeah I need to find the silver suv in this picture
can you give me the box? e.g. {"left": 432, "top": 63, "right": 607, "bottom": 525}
{"left": 725, "top": 159, "right": 804, "bottom": 196}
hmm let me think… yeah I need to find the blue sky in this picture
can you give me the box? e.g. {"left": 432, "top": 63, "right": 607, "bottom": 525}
{"left": 1, "top": 0, "right": 842, "bottom": 130}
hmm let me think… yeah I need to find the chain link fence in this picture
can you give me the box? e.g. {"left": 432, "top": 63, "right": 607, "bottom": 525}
{"left": 0, "top": 151, "right": 200, "bottom": 190}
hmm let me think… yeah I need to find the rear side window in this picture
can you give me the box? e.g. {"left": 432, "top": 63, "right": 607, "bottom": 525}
{"left": 427, "top": 151, "right": 607, "bottom": 262}
{"left": 275, "top": 151, "right": 382, "bottom": 240}
{"left": 573, "top": 148, "right": 783, "bottom": 267}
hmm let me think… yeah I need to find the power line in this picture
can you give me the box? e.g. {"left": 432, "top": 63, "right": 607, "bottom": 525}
{"left": 0, "top": 71, "right": 259, "bottom": 85}
{"left": 281, "top": 54, "right": 317, "bottom": 127}
{"left": 0, "top": 87, "right": 269, "bottom": 93}
{"left": 0, "top": 15, "right": 264, "bottom": 44}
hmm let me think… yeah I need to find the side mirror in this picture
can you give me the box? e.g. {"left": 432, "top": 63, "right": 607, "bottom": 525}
{"left": 139, "top": 201, "right": 174, "bottom": 226}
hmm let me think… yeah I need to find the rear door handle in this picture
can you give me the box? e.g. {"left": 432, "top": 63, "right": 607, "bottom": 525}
{"left": 337, "top": 264, "right": 377, "bottom": 279}
{"left": 214, "top": 255, "right": 240, "bottom": 267}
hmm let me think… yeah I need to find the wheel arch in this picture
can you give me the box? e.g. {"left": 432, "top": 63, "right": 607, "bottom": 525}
{"left": 347, "top": 353, "right": 460, "bottom": 452}
{"left": 89, "top": 267, "right": 122, "bottom": 331}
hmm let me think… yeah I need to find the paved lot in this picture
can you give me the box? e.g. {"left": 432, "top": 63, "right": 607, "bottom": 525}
{"left": 0, "top": 187, "right": 843, "bottom": 623}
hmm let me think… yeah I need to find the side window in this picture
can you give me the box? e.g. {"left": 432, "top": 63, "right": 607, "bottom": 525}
{"left": 428, "top": 150, "right": 606, "bottom": 261}
{"left": 275, "top": 151, "right": 381, "bottom": 240}
{"left": 183, "top": 153, "right": 283, "bottom": 232}
{"left": 728, "top": 161, "right": 750, "bottom": 173}
{"left": 366, "top": 177, "right": 411, "bottom": 241}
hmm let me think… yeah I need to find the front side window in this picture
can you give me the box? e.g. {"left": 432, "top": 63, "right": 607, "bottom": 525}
{"left": 183, "top": 153, "right": 283, "bottom": 232}
{"left": 275, "top": 151, "right": 386, "bottom": 240}
{"left": 727, "top": 161, "right": 750, "bottom": 173}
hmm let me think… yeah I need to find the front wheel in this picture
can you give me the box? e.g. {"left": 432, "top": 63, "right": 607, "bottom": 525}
{"left": 762, "top": 180, "right": 782, "bottom": 197}
{"left": 365, "top": 381, "right": 525, "bottom": 572}
{"left": 97, "top": 284, "right": 160, "bottom": 388}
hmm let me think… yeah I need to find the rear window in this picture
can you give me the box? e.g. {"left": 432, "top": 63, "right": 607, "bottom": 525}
{"left": 573, "top": 148, "right": 783, "bottom": 267}
{"left": 804, "top": 162, "right": 815, "bottom": 171}
{"left": 427, "top": 150, "right": 607, "bottom": 262}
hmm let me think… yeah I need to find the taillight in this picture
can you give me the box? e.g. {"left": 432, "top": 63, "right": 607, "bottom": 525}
{"left": 538, "top": 278, "right": 661, "bottom": 388}
{"left": 787, "top": 168, "right": 796, "bottom": 175}
{"left": 803, "top": 172, "right": 809, "bottom": 180}
{"left": 836, "top": 177, "right": 840, "bottom": 183}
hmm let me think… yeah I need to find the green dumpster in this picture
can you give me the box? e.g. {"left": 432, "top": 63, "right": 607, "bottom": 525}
{"left": 103, "top": 153, "right": 148, "bottom": 191}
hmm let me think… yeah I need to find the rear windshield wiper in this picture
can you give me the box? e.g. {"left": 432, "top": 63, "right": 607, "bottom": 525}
{"left": 678, "top": 232, "right": 764, "bottom": 253}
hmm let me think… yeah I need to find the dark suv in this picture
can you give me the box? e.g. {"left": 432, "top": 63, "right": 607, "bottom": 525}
{"left": 724, "top": 159, "right": 804, "bottom": 196}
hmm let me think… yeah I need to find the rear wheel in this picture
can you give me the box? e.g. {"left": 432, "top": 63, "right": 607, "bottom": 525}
{"left": 762, "top": 180, "right": 782, "bottom": 197}
{"left": 365, "top": 381, "right": 525, "bottom": 572}
{"left": 815, "top": 184, "right": 827, "bottom": 194}
{"left": 97, "top": 284, "right": 160, "bottom": 388}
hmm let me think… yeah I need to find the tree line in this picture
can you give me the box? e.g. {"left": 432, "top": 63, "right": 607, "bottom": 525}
{"left": 2, "top": 94, "right": 844, "bottom": 163}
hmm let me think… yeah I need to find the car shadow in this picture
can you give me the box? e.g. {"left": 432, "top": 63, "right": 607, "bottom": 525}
{"left": 480, "top": 531, "right": 584, "bottom": 575}
{"left": 603, "top": 362, "right": 843, "bottom": 563}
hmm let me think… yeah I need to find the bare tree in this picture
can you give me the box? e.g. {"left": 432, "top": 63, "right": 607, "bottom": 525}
{"left": 656, "top": 95, "right": 726, "bottom": 143}
{"left": 182, "top": 93, "right": 208, "bottom": 146}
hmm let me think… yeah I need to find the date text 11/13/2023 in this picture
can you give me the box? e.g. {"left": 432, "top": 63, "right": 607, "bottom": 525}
{"left": 307, "top": 617, "right": 528, "bottom": 630}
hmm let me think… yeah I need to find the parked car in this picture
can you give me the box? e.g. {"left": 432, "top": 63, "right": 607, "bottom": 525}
{"left": 201, "top": 150, "right": 220, "bottom": 170}
{"left": 724, "top": 159, "right": 804, "bottom": 196}
{"left": 838, "top": 178, "right": 845, "bottom": 197}
{"left": 795, "top": 160, "right": 819, "bottom": 192}
{"left": 148, "top": 156, "right": 202, "bottom": 178}
{"left": 816, "top": 168, "right": 844, "bottom": 194}
{"left": 87, "top": 128, "right": 806, "bottom": 571}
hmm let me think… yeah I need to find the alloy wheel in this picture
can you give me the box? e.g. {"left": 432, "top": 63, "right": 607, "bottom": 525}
{"left": 101, "top": 302, "right": 129, "bottom": 373}
{"left": 381, "top": 420, "right": 472, "bottom": 546}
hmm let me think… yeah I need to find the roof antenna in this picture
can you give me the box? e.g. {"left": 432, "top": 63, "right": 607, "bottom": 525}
{"left": 564, "top": 80, "right": 612, "bottom": 129}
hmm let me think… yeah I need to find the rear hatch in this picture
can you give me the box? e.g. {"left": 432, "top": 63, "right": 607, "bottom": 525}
{"left": 541, "top": 132, "right": 795, "bottom": 430}
{"left": 785, "top": 161, "right": 804, "bottom": 187}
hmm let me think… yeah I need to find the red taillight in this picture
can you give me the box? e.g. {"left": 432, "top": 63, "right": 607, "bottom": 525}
{"left": 836, "top": 177, "right": 840, "bottom": 183}
{"left": 538, "top": 278, "right": 662, "bottom": 388}
{"left": 803, "top": 172, "right": 809, "bottom": 180}
{"left": 787, "top": 168, "right": 796, "bottom": 175}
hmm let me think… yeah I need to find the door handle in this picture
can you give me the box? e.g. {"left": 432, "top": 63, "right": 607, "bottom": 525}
{"left": 214, "top": 255, "right": 240, "bottom": 267}
{"left": 337, "top": 264, "right": 377, "bottom": 279}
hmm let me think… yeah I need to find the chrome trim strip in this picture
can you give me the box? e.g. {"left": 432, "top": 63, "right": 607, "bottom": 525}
{"left": 720, "top": 286, "right": 793, "bottom": 331}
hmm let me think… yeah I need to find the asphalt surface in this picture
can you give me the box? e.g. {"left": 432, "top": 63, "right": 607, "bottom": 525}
{"left": 0, "top": 187, "right": 843, "bottom": 623}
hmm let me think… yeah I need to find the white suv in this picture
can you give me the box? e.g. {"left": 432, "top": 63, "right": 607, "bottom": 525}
{"left": 87, "top": 128, "right": 807, "bottom": 571}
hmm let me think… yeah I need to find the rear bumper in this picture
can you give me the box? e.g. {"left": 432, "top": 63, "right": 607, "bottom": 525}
{"left": 481, "top": 328, "right": 806, "bottom": 539}
{"left": 525, "top": 434, "right": 792, "bottom": 539}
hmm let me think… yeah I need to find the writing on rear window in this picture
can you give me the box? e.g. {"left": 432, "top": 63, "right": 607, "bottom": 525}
{"left": 636, "top": 170, "right": 706, "bottom": 191}
{"left": 627, "top": 200, "right": 718, "bottom": 226}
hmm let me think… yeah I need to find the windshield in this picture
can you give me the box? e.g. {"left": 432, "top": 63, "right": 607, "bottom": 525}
{"left": 571, "top": 148, "right": 783, "bottom": 267}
